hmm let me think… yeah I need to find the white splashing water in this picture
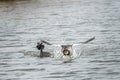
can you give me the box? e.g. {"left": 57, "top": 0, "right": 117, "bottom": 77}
{"left": 52, "top": 43, "right": 85, "bottom": 62}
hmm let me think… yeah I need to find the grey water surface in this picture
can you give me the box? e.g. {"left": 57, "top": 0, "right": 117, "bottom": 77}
{"left": 0, "top": 0, "right": 120, "bottom": 80}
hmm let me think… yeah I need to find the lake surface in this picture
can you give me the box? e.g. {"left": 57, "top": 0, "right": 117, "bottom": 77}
{"left": 0, "top": 0, "right": 120, "bottom": 80}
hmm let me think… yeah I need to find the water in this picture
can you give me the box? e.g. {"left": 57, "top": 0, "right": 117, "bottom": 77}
{"left": 0, "top": 0, "right": 120, "bottom": 80}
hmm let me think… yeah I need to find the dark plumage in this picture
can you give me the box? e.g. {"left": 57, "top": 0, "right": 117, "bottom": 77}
{"left": 36, "top": 42, "right": 51, "bottom": 57}
{"left": 36, "top": 43, "right": 44, "bottom": 50}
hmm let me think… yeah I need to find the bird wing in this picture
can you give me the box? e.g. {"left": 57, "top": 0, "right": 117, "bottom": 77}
{"left": 72, "top": 36, "right": 95, "bottom": 46}
{"left": 40, "top": 36, "right": 95, "bottom": 46}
